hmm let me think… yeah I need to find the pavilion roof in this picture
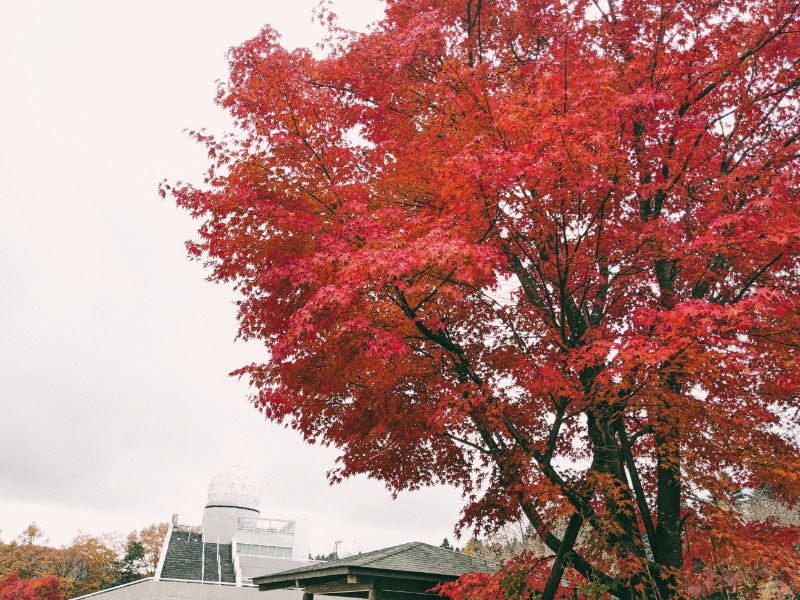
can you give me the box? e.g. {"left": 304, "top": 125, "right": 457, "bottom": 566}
{"left": 253, "top": 541, "right": 498, "bottom": 599}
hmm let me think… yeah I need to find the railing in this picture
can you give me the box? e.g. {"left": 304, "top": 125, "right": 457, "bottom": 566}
{"left": 174, "top": 523, "right": 203, "bottom": 535}
{"left": 159, "top": 578, "right": 256, "bottom": 588}
{"left": 236, "top": 516, "right": 296, "bottom": 533}
{"left": 201, "top": 537, "right": 206, "bottom": 582}
{"left": 154, "top": 519, "right": 174, "bottom": 581}
{"left": 231, "top": 536, "right": 242, "bottom": 587}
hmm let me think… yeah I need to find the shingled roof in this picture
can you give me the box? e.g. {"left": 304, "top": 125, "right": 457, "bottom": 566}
{"left": 253, "top": 542, "right": 497, "bottom": 600}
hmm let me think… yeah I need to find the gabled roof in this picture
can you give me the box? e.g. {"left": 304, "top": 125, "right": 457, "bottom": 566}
{"left": 253, "top": 542, "right": 497, "bottom": 597}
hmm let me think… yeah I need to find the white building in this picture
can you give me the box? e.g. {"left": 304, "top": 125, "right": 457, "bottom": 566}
{"left": 74, "top": 467, "right": 317, "bottom": 600}
{"left": 157, "top": 466, "right": 313, "bottom": 585}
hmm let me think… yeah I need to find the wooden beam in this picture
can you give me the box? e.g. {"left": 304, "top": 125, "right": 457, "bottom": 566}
{"left": 347, "top": 568, "right": 456, "bottom": 585}
{"left": 305, "top": 593, "right": 370, "bottom": 599}
{"left": 304, "top": 578, "right": 440, "bottom": 597}
{"left": 298, "top": 588, "right": 441, "bottom": 600}
{"left": 380, "top": 593, "right": 438, "bottom": 600}
{"left": 372, "top": 579, "right": 440, "bottom": 595}
{"left": 306, "top": 583, "right": 371, "bottom": 594}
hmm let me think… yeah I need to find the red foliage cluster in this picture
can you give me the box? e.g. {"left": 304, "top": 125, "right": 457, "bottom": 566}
{"left": 168, "top": 0, "right": 800, "bottom": 597}
{"left": 0, "top": 574, "right": 62, "bottom": 600}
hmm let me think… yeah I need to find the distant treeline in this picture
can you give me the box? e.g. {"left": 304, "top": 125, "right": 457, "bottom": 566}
{"left": 0, "top": 522, "right": 167, "bottom": 600}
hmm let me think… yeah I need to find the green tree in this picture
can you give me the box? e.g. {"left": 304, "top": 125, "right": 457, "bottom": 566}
{"left": 130, "top": 524, "right": 167, "bottom": 577}
{"left": 118, "top": 541, "right": 144, "bottom": 584}
{"left": 313, "top": 552, "right": 337, "bottom": 561}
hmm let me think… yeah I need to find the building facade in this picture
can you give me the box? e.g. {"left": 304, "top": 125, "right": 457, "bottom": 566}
{"left": 72, "top": 467, "right": 317, "bottom": 600}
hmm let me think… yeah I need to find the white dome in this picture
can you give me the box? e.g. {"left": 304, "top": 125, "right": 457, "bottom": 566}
{"left": 207, "top": 466, "right": 262, "bottom": 510}
{"left": 337, "top": 541, "right": 359, "bottom": 558}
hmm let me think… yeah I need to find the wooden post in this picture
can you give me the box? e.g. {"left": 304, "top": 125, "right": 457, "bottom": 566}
{"left": 368, "top": 586, "right": 382, "bottom": 600}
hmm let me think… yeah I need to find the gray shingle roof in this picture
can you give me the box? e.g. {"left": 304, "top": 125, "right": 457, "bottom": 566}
{"left": 253, "top": 541, "right": 497, "bottom": 587}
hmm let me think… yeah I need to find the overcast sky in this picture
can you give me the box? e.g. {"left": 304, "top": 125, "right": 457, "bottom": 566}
{"left": 0, "top": 0, "right": 465, "bottom": 556}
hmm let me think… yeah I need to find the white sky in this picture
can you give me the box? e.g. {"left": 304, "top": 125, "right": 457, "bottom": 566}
{"left": 0, "top": 0, "right": 464, "bottom": 556}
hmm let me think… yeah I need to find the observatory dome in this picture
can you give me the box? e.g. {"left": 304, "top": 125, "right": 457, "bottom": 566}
{"left": 337, "top": 541, "right": 359, "bottom": 559}
{"left": 207, "top": 466, "right": 262, "bottom": 510}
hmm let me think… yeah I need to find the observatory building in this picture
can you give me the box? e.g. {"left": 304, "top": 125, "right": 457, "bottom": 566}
{"left": 157, "top": 466, "right": 313, "bottom": 585}
{"left": 74, "top": 467, "right": 316, "bottom": 600}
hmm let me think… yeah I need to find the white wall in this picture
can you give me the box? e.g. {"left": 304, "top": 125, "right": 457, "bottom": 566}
{"left": 81, "top": 580, "right": 308, "bottom": 600}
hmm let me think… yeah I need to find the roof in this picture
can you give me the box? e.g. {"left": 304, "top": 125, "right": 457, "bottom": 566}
{"left": 253, "top": 542, "right": 497, "bottom": 598}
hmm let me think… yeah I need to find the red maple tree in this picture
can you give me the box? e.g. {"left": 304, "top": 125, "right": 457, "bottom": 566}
{"left": 0, "top": 574, "right": 62, "bottom": 600}
{"left": 166, "top": 0, "right": 800, "bottom": 597}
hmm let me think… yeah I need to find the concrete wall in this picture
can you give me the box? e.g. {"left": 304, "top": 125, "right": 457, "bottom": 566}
{"left": 202, "top": 507, "right": 258, "bottom": 544}
{"left": 237, "top": 556, "right": 309, "bottom": 581}
{"left": 78, "top": 580, "right": 313, "bottom": 600}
